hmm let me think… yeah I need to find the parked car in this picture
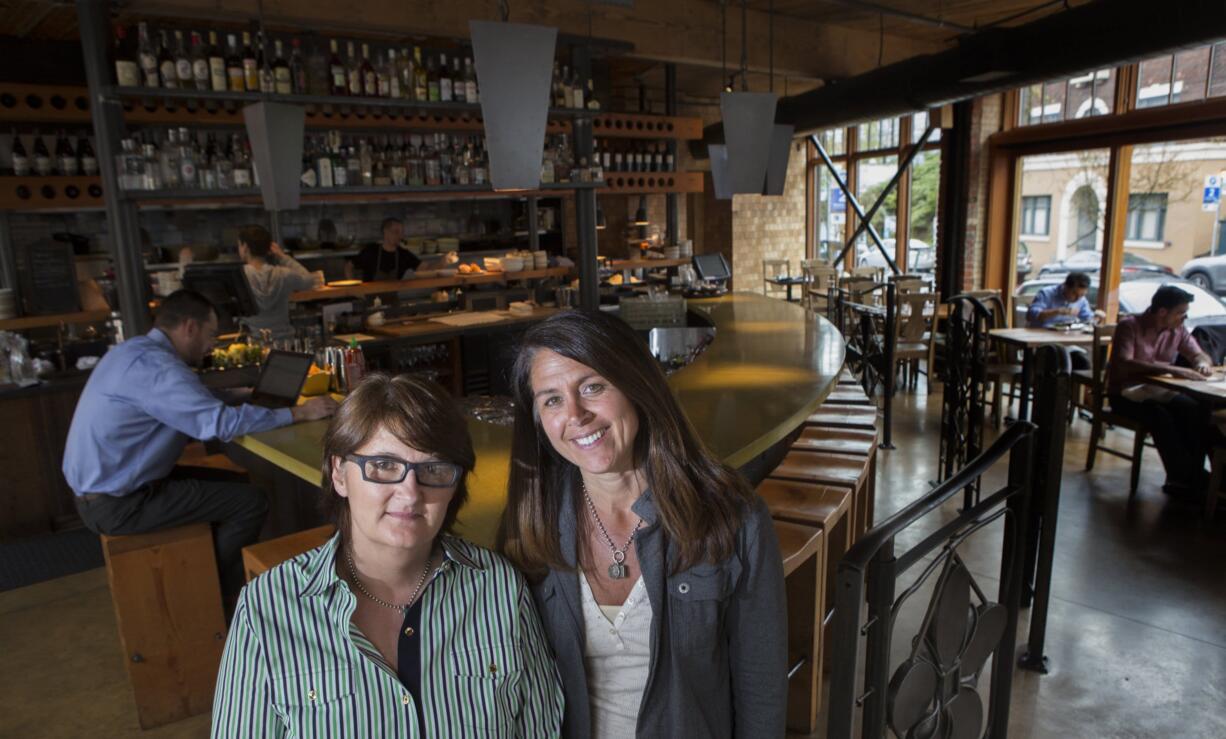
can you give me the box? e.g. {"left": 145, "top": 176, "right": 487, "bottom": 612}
{"left": 1016, "top": 241, "right": 1033, "bottom": 283}
{"left": 1013, "top": 275, "right": 1226, "bottom": 328}
{"left": 1180, "top": 253, "right": 1226, "bottom": 294}
{"left": 1036, "top": 249, "right": 1175, "bottom": 279}
{"left": 857, "top": 239, "right": 934, "bottom": 273}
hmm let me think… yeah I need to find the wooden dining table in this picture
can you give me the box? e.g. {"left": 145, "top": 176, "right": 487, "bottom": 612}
{"left": 988, "top": 327, "right": 1104, "bottom": 421}
{"left": 1144, "top": 371, "right": 1226, "bottom": 405}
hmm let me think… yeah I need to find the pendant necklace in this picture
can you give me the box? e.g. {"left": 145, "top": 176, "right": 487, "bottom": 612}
{"left": 582, "top": 482, "right": 644, "bottom": 580}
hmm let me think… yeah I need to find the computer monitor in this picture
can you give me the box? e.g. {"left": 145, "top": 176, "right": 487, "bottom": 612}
{"left": 181, "top": 263, "right": 258, "bottom": 333}
{"left": 692, "top": 253, "right": 731, "bottom": 283}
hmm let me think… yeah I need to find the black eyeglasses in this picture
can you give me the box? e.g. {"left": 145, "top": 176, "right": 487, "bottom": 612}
{"left": 344, "top": 454, "right": 462, "bottom": 487}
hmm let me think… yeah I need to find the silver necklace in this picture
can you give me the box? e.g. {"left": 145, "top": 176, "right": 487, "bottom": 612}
{"left": 582, "top": 483, "right": 644, "bottom": 580}
{"left": 345, "top": 546, "right": 433, "bottom": 612}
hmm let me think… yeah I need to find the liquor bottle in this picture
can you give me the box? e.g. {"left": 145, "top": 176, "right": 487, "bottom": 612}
{"left": 346, "top": 41, "right": 361, "bottom": 96}
{"left": 360, "top": 43, "right": 377, "bottom": 97}
{"left": 423, "top": 135, "right": 441, "bottom": 185}
{"left": 455, "top": 138, "right": 471, "bottom": 186}
{"left": 177, "top": 127, "right": 198, "bottom": 188}
{"left": 586, "top": 77, "right": 599, "bottom": 110}
{"left": 201, "top": 134, "right": 219, "bottom": 189}
{"left": 305, "top": 39, "right": 329, "bottom": 95}
{"left": 464, "top": 57, "right": 478, "bottom": 104}
{"left": 407, "top": 134, "right": 423, "bottom": 186}
{"left": 551, "top": 62, "right": 562, "bottom": 107}
{"left": 114, "top": 24, "right": 140, "bottom": 87}
{"left": 55, "top": 131, "right": 77, "bottom": 176}
{"left": 78, "top": 136, "right": 98, "bottom": 176}
{"left": 10, "top": 131, "right": 29, "bottom": 176}
{"left": 231, "top": 135, "right": 253, "bottom": 187}
{"left": 438, "top": 53, "right": 452, "bottom": 102}
{"left": 241, "top": 31, "right": 259, "bottom": 92}
{"left": 316, "top": 134, "right": 334, "bottom": 187}
{"left": 257, "top": 35, "right": 275, "bottom": 93}
{"left": 427, "top": 53, "right": 440, "bottom": 101}
{"left": 190, "top": 32, "right": 210, "bottom": 90}
{"left": 371, "top": 137, "right": 389, "bottom": 186}
{"left": 207, "top": 31, "right": 226, "bottom": 91}
{"left": 214, "top": 135, "right": 234, "bottom": 188}
{"left": 159, "top": 129, "right": 180, "bottom": 188}
{"left": 158, "top": 31, "right": 178, "bottom": 88}
{"left": 300, "top": 137, "right": 317, "bottom": 187}
{"left": 345, "top": 141, "right": 361, "bottom": 185}
{"left": 290, "top": 38, "right": 307, "bottom": 94}
{"left": 664, "top": 147, "right": 674, "bottom": 172}
{"left": 439, "top": 135, "right": 455, "bottom": 185}
{"left": 32, "top": 132, "right": 52, "bottom": 176}
{"left": 450, "top": 56, "right": 464, "bottom": 103}
{"left": 359, "top": 137, "right": 373, "bottom": 185}
{"left": 225, "top": 34, "right": 245, "bottom": 91}
{"left": 173, "top": 30, "right": 193, "bottom": 86}
{"left": 137, "top": 22, "right": 158, "bottom": 87}
{"left": 383, "top": 49, "right": 399, "bottom": 98}
{"left": 559, "top": 66, "right": 571, "bottom": 107}
{"left": 331, "top": 136, "right": 347, "bottom": 187}
{"left": 472, "top": 140, "right": 487, "bottom": 185}
{"left": 273, "top": 39, "right": 292, "bottom": 94}
{"left": 328, "top": 40, "right": 346, "bottom": 95}
{"left": 653, "top": 143, "right": 664, "bottom": 173}
{"left": 141, "top": 142, "right": 162, "bottom": 190}
{"left": 398, "top": 47, "right": 413, "bottom": 100}
{"left": 570, "top": 69, "right": 584, "bottom": 110}
{"left": 413, "top": 47, "right": 428, "bottom": 102}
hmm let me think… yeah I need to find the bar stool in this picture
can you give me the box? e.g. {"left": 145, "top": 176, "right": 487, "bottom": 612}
{"left": 99, "top": 523, "right": 227, "bottom": 729}
{"left": 242, "top": 524, "right": 336, "bottom": 581}
{"left": 823, "top": 387, "right": 874, "bottom": 407}
{"left": 770, "top": 449, "right": 875, "bottom": 539}
{"left": 803, "top": 405, "right": 878, "bottom": 431}
{"left": 772, "top": 519, "right": 824, "bottom": 734}
{"left": 792, "top": 426, "right": 878, "bottom": 456}
{"left": 759, "top": 479, "right": 853, "bottom": 675}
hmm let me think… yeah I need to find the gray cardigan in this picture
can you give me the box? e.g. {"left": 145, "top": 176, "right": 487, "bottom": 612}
{"left": 530, "top": 485, "right": 787, "bottom": 738}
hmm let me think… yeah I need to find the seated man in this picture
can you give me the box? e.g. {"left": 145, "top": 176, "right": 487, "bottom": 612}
{"left": 1027, "top": 271, "right": 1097, "bottom": 328}
{"left": 238, "top": 224, "right": 319, "bottom": 341}
{"left": 1106, "top": 285, "right": 1214, "bottom": 496}
{"left": 63, "top": 290, "right": 337, "bottom": 603}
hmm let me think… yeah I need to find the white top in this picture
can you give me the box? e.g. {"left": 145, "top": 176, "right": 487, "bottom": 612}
{"left": 579, "top": 572, "right": 652, "bottom": 739}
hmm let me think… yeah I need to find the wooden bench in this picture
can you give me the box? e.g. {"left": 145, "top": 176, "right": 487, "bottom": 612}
{"left": 770, "top": 449, "right": 875, "bottom": 539}
{"left": 99, "top": 523, "right": 227, "bottom": 729}
{"left": 242, "top": 524, "right": 336, "bottom": 581}
{"left": 759, "top": 479, "right": 853, "bottom": 674}
{"left": 772, "top": 519, "right": 824, "bottom": 735}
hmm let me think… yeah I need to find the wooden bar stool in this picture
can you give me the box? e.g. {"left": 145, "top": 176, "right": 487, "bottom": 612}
{"left": 99, "top": 523, "right": 227, "bottom": 729}
{"left": 771, "top": 449, "right": 875, "bottom": 539}
{"left": 803, "top": 405, "right": 878, "bottom": 431}
{"left": 792, "top": 426, "right": 878, "bottom": 456}
{"left": 243, "top": 524, "right": 336, "bottom": 581}
{"left": 759, "top": 478, "right": 853, "bottom": 679}
{"left": 772, "top": 519, "right": 825, "bottom": 734}
{"left": 823, "top": 388, "right": 874, "bottom": 407}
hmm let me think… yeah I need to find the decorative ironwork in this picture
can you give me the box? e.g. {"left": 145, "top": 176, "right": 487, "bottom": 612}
{"left": 939, "top": 295, "right": 992, "bottom": 509}
{"left": 827, "top": 422, "right": 1035, "bottom": 739}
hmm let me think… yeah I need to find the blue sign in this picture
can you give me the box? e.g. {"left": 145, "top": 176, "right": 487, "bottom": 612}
{"left": 830, "top": 185, "right": 846, "bottom": 211}
{"left": 1205, "top": 175, "right": 1221, "bottom": 212}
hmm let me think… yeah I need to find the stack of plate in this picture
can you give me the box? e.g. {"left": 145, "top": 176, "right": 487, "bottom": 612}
{"left": 533, "top": 250, "right": 549, "bottom": 269}
{"left": 663, "top": 246, "right": 682, "bottom": 260}
{"left": 679, "top": 240, "right": 694, "bottom": 258}
{"left": 0, "top": 289, "right": 15, "bottom": 321}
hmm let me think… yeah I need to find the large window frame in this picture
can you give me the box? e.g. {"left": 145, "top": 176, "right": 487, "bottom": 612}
{"left": 985, "top": 47, "right": 1226, "bottom": 322}
{"left": 806, "top": 113, "right": 942, "bottom": 272}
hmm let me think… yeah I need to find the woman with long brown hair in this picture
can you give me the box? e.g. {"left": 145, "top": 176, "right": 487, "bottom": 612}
{"left": 499, "top": 310, "right": 786, "bottom": 738}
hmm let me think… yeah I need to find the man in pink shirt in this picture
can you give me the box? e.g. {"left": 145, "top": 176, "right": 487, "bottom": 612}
{"left": 1107, "top": 285, "right": 1214, "bottom": 496}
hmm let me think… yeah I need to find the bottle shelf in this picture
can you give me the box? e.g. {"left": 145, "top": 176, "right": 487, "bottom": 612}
{"left": 0, "top": 176, "right": 106, "bottom": 211}
{"left": 119, "top": 182, "right": 601, "bottom": 209}
{"left": 599, "top": 171, "right": 703, "bottom": 195}
{"left": 0, "top": 84, "right": 92, "bottom": 124}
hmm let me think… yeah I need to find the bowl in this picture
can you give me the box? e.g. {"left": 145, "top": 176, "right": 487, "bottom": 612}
{"left": 503, "top": 258, "right": 525, "bottom": 272}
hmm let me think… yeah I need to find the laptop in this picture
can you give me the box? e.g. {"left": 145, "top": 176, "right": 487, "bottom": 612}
{"left": 249, "top": 350, "right": 314, "bottom": 409}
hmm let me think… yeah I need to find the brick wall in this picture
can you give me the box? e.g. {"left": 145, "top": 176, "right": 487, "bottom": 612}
{"left": 960, "top": 93, "right": 1004, "bottom": 291}
{"left": 729, "top": 140, "right": 808, "bottom": 291}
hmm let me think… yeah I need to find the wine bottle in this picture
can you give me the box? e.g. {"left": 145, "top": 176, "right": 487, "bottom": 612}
{"left": 257, "top": 34, "right": 275, "bottom": 93}
{"left": 225, "top": 34, "right": 245, "bottom": 92}
{"left": 10, "top": 131, "right": 30, "bottom": 176}
{"left": 360, "top": 43, "right": 377, "bottom": 97}
{"left": 55, "top": 130, "right": 77, "bottom": 176}
{"left": 329, "top": 39, "right": 346, "bottom": 95}
{"left": 78, "top": 136, "right": 98, "bottom": 176}
{"left": 33, "top": 132, "right": 53, "bottom": 177}
{"left": 113, "top": 24, "right": 140, "bottom": 87}
{"left": 158, "top": 30, "right": 178, "bottom": 88}
{"left": 398, "top": 48, "right": 413, "bottom": 100}
{"left": 384, "top": 49, "right": 399, "bottom": 99}
{"left": 173, "top": 30, "right": 193, "bottom": 86}
{"left": 273, "top": 39, "right": 292, "bottom": 94}
{"left": 451, "top": 56, "right": 464, "bottom": 103}
{"left": 290, "top": 38, "right": 307, "bottom": 94}
{"left": 464, "top": 57, "right": 478, "bottom": 104}
{"left": 137, "top": 22, "right": 158, "bottom": 87}
{"left": 207, "top": 31, "right": 227, "bottom": 92}
{"left": 413, "top": 47, "right": 427, "bottom": 102}
{"left": 427, "top": 53, "right": 440, "bottom": 101}
{"left": 439, "top": 53, "right": 453, "bottom": 102}
{"left": 241, "top": 31, "right": 259, "bottom": 92}
{"left": 346, "top": 41, "right": 361, "bottom": 96}
{"left": 190, "top": 32, "right": 210, "bottom": 90}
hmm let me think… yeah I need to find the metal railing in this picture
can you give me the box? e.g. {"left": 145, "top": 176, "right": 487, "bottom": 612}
{"left": 939, "top": 294, "right": 993, "bottom": 509}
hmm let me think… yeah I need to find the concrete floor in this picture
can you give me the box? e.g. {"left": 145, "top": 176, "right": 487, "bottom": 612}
{"left": 2, "top": 386, "right": 1224, "bottom": 738}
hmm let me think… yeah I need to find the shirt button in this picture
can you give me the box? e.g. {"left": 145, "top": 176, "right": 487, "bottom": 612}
{"left": 307, "top": 689, "right": 317, "bottom": 702}
{"left": 488, "top": 663, "right": 498, "bottom": 675}
{"left": 402, "top": 694, "right": 411, "bottom": 706}
{"left": 403, "top": 626, "right": 415, "bottom": 637}
{"left": 609, "top": 628, "right": 617, "bottom": 635}
{"left": 677, "top": 582, "right": 690, "bottom": 594}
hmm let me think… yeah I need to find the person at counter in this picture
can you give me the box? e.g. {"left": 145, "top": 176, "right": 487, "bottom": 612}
{"left": 62, "top": 289, "right": 337, "bottom": 604}
{"left": 238, "top": 224, "right": 319, "bottom": 340}
{"left": 499, "top": 310, "right": 787, "bottom": 738}
{"left": 212, "top": 374, "right": 563, "bottom": 738}
{"left": 347, "top": 217, "right": 421, "bottom": 282}
{"left": 1107, "top": 285, "right": 1214, "bottom": 497}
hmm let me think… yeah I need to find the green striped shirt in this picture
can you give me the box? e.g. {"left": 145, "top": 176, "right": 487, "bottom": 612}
{"left": 211, "top": 533, "right": 564, "bottom": 738}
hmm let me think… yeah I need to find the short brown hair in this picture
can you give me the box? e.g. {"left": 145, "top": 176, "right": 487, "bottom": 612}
{"left": 498, "top": 310, "right": 753, "bottom": 578}
{"left": 154, "top": 289, "right": 216, "bottom": 330}
{"left": 320, "top": 373, "right": 475, "bottom": 542}
{"left": 238, "top": 224, "right": 272, "bottom": 259}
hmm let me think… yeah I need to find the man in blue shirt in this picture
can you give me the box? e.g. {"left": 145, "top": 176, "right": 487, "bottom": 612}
{"left": 63, "top": 290, "right": 336, "bottom": 603}
{"left": 1026, "top": 271, "right": 1097, "bottom": 327}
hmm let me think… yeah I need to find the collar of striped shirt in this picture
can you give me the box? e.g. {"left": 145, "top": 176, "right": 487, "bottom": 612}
{"left": 298, "top": 531, "right": 485, "bottom": 599}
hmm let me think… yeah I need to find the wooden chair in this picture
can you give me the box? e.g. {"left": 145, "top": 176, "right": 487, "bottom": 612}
{"left": 851, "top": 265, "right": 885, "bottom": 282}
{"left": 763, "top": 258, "right": 790, "bottom": 298}
{"left": 243, "top": 524, "right": 336, "bottom": 581}
{"left": 801, "top": 260, "right": 838, "bottom": 314}
{"left": 772, "top": 519, "right": 825, "bottom": 734}
{"left": 892, "top": 291, "right": 939, "bottom": 392}
{"left": 893, "top": 275, "right": 926, "bottom": 296}
{"left": 1084, "top": 323, "right": 1148, "bottom": 494}
{"left": 100, "top": 524, "right": 227, "bottom": 729}
{"left": 973, "top": 291, "right": 1024, "bottom": 427}
{"left": 770, "top": 449, "right": 875, "bottom": 539}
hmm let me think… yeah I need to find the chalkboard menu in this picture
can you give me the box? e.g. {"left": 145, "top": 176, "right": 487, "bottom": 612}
{"left": 17, "top": 239, "right": 81, "bottom": 316}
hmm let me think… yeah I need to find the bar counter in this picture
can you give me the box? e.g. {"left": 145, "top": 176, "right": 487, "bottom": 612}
{"left": 231, "top": 292, "right": 845, "bottom": 546}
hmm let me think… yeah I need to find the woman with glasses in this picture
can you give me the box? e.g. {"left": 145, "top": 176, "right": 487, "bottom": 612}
{"left": 212, "top": 373, "right": 563, "bottom": 738}
{"left": 498, "top": 311, "right": 787, "bottom": 738}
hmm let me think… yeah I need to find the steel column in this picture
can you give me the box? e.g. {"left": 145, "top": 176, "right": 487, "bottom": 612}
{"left": 77, "top": 0, "right": 150, "bottom": 337}
{"left": 0, "top": 213, "right": 15, "bottom": 294}
{"left": 665, "top": 63, "right": 679, "bottom": 245}
{"left": 526, "top": 195, "right": 540, "bottom": 251}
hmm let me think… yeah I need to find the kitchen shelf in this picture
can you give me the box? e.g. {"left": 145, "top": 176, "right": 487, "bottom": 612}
{"left": 290, "top": 267, "right": 572, "bottom": 302}
{"left": 0, "top": 310, "right": 111, "bottom": 331}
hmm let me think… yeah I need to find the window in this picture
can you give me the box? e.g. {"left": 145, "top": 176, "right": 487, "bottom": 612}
{"left": 1017, "top": 71, "right": 1115, "bottom": 126}
{"left": 1020, "top": 195, "right": 1051, "bottom": 236}
{"left": 1126, "top": 193, "right": 1168, "bottom": 242}
{"left": 858, "top": 118, "right": 898, "bottom": 151}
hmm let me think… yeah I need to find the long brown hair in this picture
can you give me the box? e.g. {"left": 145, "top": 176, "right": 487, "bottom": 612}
{"left": 320, "top": 373, "right": 475, "bottom": 542}
{"left": 497, "top": 310, "right": 753, "bottom": 577}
